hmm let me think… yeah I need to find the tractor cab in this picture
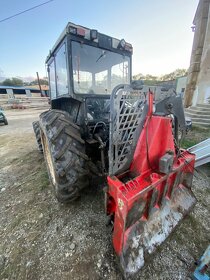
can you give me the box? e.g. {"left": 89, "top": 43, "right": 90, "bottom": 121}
{"left": 46, "top": 22, "right": 132, "bottom": 127}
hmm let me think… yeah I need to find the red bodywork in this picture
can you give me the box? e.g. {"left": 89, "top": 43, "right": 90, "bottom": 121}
{"left": 106, "top": 92, "right": 195, "bottom": 259}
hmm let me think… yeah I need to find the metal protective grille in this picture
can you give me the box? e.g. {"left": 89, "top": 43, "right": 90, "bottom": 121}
{"left": 109, "top": 85, "right": 147, "bottom": 175}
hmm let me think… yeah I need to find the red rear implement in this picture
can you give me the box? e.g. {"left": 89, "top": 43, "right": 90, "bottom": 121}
{"left": 107, "top": 91, "right": 196, "bottom": 277}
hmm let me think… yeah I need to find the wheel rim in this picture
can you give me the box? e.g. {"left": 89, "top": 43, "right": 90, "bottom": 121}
{"left": 41, "top": 132, "right": 56, "bottom": 186}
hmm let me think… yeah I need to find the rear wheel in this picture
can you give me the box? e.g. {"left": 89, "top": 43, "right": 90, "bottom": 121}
{"left": 4, "top": 118, "right": 8, "bottom": 125}
{"left": 39, "top": 109, "right": 89, "bottom": 203}
{"left": 32, "top": 121, "right": 43, "bottom": 152}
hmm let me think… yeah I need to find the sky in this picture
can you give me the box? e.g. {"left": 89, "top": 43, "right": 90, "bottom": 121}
{"left": 0, "top": 0, "right": 198, "bottom": 79}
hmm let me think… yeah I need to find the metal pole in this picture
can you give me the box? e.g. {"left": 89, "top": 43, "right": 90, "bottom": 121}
{"left": 36, "top": 72, "right": 42, "bottom": 95}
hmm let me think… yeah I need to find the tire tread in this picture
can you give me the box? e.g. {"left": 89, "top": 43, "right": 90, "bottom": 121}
{"left": 39, "top": 109, "right": 89, "bottom": 203}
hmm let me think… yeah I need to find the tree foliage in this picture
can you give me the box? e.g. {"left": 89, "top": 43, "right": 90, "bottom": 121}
{"left": 1, "top": 77, "right": 24, "bottom": 87}
{"left": 30, "top": 78, "right": 48, "bottom": 86}
{"left": 159, "top": 69, "right": 188, "bottom": 81}
{"left": 0, "top": 77, "right": 49, "bottom": 87}
{"left": 133, "top": 68, "right": 188, "bottom": 85}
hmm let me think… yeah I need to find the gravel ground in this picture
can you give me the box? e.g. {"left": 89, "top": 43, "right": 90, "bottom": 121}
{"left": 0, "top": 109, "right": 209, "bottom": 280}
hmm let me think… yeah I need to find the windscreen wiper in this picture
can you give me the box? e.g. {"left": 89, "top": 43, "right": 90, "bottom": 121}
{"left": 96, "top": 50, "right": 106, "bottom": 62}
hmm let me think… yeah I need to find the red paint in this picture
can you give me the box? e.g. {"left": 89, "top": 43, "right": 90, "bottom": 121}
{"left": 106, "top": 91, "right": 195, "bottom": 256}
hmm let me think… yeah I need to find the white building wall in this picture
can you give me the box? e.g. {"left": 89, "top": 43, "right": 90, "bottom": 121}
{"left": 176, "top": 76, "right": 187, "bottom": 96}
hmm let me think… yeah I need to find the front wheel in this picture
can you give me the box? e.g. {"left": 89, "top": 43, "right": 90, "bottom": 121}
{"left": 39, "top": 110, "right": 89, "bottom": 203}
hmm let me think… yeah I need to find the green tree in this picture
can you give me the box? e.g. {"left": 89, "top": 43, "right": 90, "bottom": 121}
{"left": 30, "top": 78, "right": 48, "bottom": 86}
{"left": 133, "top": 73, "right": 160, "bottom": 86}
{"left": 133, "top": 68, "right": 188, "bottom": 85}
{"left": 144, "top": 74, "right": 158, "bottom": 81}
{"left": 133, "top": 73, "right": 158, "bottom": 82}
{"left": 133, "top": 73, "right": 144, "bottom": 80}
{"left": 160, "top": 69, "right": 188, "bottom": 81}
{"left": 1, "top": 77, "right": 24, "bottom": 86}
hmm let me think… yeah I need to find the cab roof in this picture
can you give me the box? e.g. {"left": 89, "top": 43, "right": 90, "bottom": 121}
{"left": 46, "top": 22, "right": 133, "bottom": 64}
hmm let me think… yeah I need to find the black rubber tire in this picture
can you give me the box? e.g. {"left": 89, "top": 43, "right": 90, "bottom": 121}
{"left": 4, "top": 118, "right": 8, "bottom": 125}
{"left": 32, "top": 120, "right": 43, "bottom": 152}
{"left": 39, "top": 109, "right": 89, "bottom": 203}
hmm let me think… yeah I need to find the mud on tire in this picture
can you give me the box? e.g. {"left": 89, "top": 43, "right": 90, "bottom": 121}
{"left": 32, "top": 120, "right": 43, "bottom": 152}
{"left": 39, "top": 109, "right": 89, "bottom": 203}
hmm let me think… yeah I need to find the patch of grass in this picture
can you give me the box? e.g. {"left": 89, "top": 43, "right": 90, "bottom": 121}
{"left": 21, "top": 150, "right": 39, "bottom": 163}
{"left": 10, "top": 157, "right": 20, "bottom": 164}
{"left": 187, "top": 214, "right": 199, "bottom": 228}
{"left": 181, "top": 138, "right": 198, "bottom": 149}
{"left": 192, "top": 126, "right": 210, "bottom": 133}
{"left": 39, "top": 170, "right": 50, "bottom": 190}
{"left": 172, "top": 229, "right": 185, "bottom": 244}
{"left": 181, "top": 126, "right": 210, "bottom": 148}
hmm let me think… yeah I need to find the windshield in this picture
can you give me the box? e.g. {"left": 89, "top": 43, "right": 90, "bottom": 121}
{"left": 72, "top": 41, "right": 130, "bottom": 94}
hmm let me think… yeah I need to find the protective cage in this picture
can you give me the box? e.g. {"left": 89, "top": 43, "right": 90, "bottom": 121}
{"left": 109, "top": 85, "right": 148, "bottom": 176}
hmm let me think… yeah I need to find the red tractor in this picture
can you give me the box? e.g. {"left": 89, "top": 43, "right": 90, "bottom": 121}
{"left": 33, "top": 22, "right": 196, "bottom": 277}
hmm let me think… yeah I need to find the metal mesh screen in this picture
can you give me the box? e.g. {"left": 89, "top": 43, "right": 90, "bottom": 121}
{"left": 109, "top": 85, "right": 147, "bottom": 175}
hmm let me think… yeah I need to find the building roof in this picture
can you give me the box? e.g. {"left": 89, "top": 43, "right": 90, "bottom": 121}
{"left": 0, "top": 85, "right": 48, "bottom": 91}
{"left": 25, "top": 85, "right": 49, "bottom": 90}
{"left": 0, "top": 85, "right": 26, "bottom": 89}
{"left": 176, "top": 75, "right": 187, "bottom": 80}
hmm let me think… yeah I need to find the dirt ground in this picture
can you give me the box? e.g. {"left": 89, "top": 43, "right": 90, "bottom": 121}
{"left": 0, "top": 109, "right": 210, "bottom": 280}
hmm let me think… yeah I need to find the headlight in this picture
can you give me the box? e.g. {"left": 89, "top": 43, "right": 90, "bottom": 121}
{"left": 90, "top": 29, "right": 98, "bottom": 40}
{"left": 118, "top": 39, "right": 126, "bottom": 49}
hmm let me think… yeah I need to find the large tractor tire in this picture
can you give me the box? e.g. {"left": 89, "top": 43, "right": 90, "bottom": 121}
{"left": 39, "top": 110, "right": 89, "bottom": 203}
{"left": 32, "top": 120, "right": 43, "bottom": 152}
